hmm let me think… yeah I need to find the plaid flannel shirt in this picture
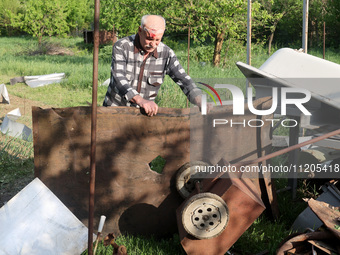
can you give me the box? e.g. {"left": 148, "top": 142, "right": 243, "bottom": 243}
{"left": 103, "top": 34, "right": 201, "bottom": 107}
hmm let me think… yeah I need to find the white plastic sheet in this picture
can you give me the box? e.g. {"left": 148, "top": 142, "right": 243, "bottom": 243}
{"left": 24, "top": 73, "right": 65, "bottom": 88}
{"left": 0, "top": 84, "right": 10, "bottom": 104}
{"left": 0, "top": 108, "right": 32, "bottom": 141}
{"left": 0, "top": 178, "right": 91, "bottom": 255}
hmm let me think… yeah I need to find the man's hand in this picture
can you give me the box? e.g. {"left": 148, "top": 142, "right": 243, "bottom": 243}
{"left": 131, "top": 95, "right": 158, "bottom": 116}
{"left": 193, "top": 95, "right": 213, "bottom": 113}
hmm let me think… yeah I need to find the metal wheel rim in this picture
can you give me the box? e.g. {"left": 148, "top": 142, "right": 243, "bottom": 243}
{"left": 182, "top": 192, "right": 229, "bottom": 239}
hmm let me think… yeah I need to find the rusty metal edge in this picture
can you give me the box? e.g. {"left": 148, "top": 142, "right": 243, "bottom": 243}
{"left": 88, "top": 0, "right": 100, "bottom": 253}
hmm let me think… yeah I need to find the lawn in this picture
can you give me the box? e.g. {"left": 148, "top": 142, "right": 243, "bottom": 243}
{"left": 1, "top": 35, "right": 339, "bottom": 254}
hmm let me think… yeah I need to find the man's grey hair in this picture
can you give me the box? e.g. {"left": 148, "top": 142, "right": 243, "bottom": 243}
{"left": 141, "top": 15, "right": 166, "bottom": 28}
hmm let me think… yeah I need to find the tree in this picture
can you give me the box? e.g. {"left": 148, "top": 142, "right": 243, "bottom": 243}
{"left": 100, "top": 0, "right": 162, "bottom": 37}
{"left": 308, "top": 0, "right": 327, "bottom": 48}
{"left": 324, "top": 0, "right": 340, "bottom": 48}
{"left": 10, "top": 0, "right": 69, "bottom": 44}
{"left": 0, "top": 0, "right": 21, "bottom": 36}
{"left": 65, "top": 0, "right": 93, "bottom": 35}
{"left": 164, "top": 0, "right": 248, "bottom": 67}
{"left": 255, "top": 0, "right": 302, "bottom": 55}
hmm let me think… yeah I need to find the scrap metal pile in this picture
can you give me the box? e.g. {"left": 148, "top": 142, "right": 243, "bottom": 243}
{"left": 278, "top": 192, "right": 340, "bottom": 254}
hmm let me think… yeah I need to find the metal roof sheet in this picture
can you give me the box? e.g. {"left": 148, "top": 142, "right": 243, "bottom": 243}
{"left": 236, "top": 48, "right": 340, "bottom": 110}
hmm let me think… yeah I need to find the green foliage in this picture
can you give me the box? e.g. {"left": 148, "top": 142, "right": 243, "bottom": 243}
{"left": 9, "top": 0, "right": 70, "bottom": 44}
{"left": 254, "top": 0, "right": 303, "bottom": 53}
{"left": 100, "top": 0, "right": 160, "bottom": 36}
{"left": 189, "top": 45, "right": 214, "bottom": 63}
{"left": 5, "top": 0, "right": 92, "bottom": 42}
{"left": 0, "top": 0, "right": 21, "bottom": 36}
{"left": 149, "top": 156, "right": 166, "bottom": 174}
{"left": 2, "top": 0, "right": 340, "bottom": 62}
{"left": 65, "top": 0, "right": 93, "bottom": 33}
{"left": 163, "top": 0, "right": 249, "bottom": 65}
{"left": 324, "top": 0, "right": 340, "bottom": 48}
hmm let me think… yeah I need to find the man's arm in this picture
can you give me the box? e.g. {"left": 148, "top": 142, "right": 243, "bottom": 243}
{"left": 165, "top": 49, "right": 202, "bottom": 107}
{"left": 109, "top": 43, "right": 140, "bottom": 101}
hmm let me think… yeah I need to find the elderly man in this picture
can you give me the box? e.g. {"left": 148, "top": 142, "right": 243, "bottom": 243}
{"left": 103, "top": 14, "right": 202, "bottom": 116}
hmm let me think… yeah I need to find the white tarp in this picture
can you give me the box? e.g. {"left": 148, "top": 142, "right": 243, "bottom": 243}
{"left": 24, "top": 73, "right": 65, "bottom": 88}
{"left": 0, "top": 108, "right": 32, "bottom": 141}
{"left": 0, "top": 84, "right": 10, "bottom": 104}
{"left": 0, "top": 178, "right": 91, "bottom": 255}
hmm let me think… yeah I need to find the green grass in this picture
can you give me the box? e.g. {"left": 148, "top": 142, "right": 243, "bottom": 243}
{"left": 1, "top": 35, "right": 340, "bottom": 255}
{"left": 82, "top": 234, "right": 186, "bottom": 255}
{"left": 0, "top": 135, "right": 34, "bottom": 201}
{"left": 0, "top": 36, "right": 110, "bottom": 107}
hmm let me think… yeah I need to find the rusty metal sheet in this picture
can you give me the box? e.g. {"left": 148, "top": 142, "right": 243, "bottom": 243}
{"left": 32, "top": 102, "right": 273, "bottom": 237}
{"left": 33, "top": 106, "right": 191, "bottom": 237}
{"left": 176, "top": 176, "right": 266, "bottom": 255}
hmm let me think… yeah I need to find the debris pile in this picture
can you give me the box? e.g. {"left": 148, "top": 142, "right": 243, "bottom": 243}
{"left": 278, "top": 181, "right": 340, "bottom": 254}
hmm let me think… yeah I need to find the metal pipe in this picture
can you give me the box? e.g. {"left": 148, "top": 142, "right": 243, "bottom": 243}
{"left": 187, "top": 27, "right": 190, "bottom": 108}
{"left": 213, "top": 128, "right": 340, "bottom": 181}
{"left": 187, "top": 26, "right": 190, "bottom": 76}
{"left": 246, "top": 0, "right": 252, "bottom": 99}
{"left": 88, "top": 0, "right": 100, "bottom": 253}
{"left": 247, "top": 0, "right": 251, "bottom": 67}
{"left": 302, "top": 0, "right": 309, "bottom": 53}
{"left": 323, "top": 22, "right": 326, "bottom": 59}
{"left": 240, "top": 128, "right": 340, "bottom": 167}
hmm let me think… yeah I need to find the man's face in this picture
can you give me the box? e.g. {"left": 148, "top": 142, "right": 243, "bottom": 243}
{"left": 138, "top": 25, "right": 164, "bottom": 54}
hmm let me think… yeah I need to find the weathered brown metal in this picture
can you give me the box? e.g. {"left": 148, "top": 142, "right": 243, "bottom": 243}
{"left": 308, "top": 239, "right": 340, "bottom": 254}
{"left": 88, "top": 0, "right": 100, "bottom": 253}
{"left": 32, "top": 98, "right": 273, "bottom": 238}
{"left": 276, "top": 230, "right": 335, "bottom": 255}
{"left": 103, "top": 233, "right": 128, "bottom": 255}
{"left": 32, "top": 106, "right": 192, "bottom": 237}
{"left": 308, "top": 198, "right": 340, "bottom": 240}
{"left": 177, "top": 176, "right": 266, "bottom": 255}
